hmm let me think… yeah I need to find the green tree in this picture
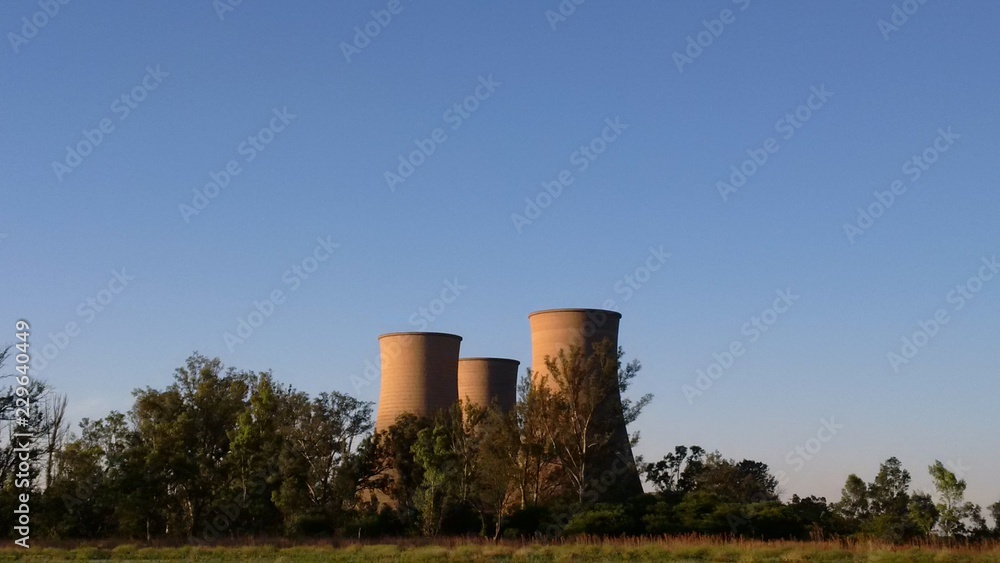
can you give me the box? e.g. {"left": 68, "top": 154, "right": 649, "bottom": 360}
{"left": 371, "top": 413, "right": 432, "bottom": 518}
{"left": 272, "top": 388, "right": 374, "bottom": 534}
{"left": 866, "top": 457, "right": 912, "bottom": 542}
{"left": 686, "top": 452, "right": 778, "bottom": 504}
{"left": 131, "top": 354, "right": 251, "bottom": 537}
{"left": 788, "top": 495, "right": 833, "bottom": 540}
{"left": 929, "top": 460, "right": 977, "bottom": 538}
{"left": 533, "top": 342, "right": 650, "bottom": 504}
{"left": 512, "top": 371, "right": 557, "bottom": 507}
{"left": 907, "top": 491, "right": 938, "bottom": 538}
{"left": 411, "top": 409, "right": 461, "bottom": 536}
{"left": 41, "top": 411, "right": 157, "bottom": 539}
{"left": 834, "top": 474, "right": 869, "bottom": 534}
{"left": 644, "top": 445, "right": 706, "bottom": 499}
{"left": 221, "top": 372, "right": 285, "bottom": 536}
{"left": 467, "top": 403, "right": 520, "bottom": 538}
{"left": 0, "top": 346, "right": 51, "bottom": 492}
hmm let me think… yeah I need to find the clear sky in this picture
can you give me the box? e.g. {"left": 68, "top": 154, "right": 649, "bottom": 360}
{"left": 2, "top": 1, "right": 999, "bottom": 508}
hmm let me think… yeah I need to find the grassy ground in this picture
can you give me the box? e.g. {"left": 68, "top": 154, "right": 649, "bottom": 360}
{"left": 2, "top": 536, "right": 999, "bottom": 562}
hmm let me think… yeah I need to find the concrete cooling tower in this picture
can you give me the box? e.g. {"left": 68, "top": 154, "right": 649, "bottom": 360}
{"left": 528, "top": 308, "right": 644, "bottom": 501}
{"left": 457, "top": 358, "right": 520, "bottom": 412}
{"left": 374, "top": 332, "right": 462, "bottom": 431}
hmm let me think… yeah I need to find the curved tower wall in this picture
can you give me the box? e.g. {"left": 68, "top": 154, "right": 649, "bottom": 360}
{"left": 527, "top": 308, "right": 643, "bottom": 500}
{"left": 457, "top": 358, "right": 520, "bottom": 413}
{"left": 529, "top": 308, "right": 621, "bottom": 386}
{"left": 375, "top": 332, "right": 462, "bottom": 431}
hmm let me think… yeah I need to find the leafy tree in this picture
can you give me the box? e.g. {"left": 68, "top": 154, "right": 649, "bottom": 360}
{"left": 131, "top": 354, "right": 251, "bottom": 537}
{"left": 512, "top": 371, "right": 557, "bottom": 507}
{"left": 908, "top": 491, "right": 938, "bottom": 538}
{"left": 533, "top": 342, "right": 650, "bottom": 504}
{"left": 687, "top": 453, "right": 778, "bottom": 504}
{"left": 39, "top": 394, "right": 68, "bottom": 488}
{"left": 411, "top": 409, "right": 461, "bottom": 536}
{"left": 788, "top": 495, "right": 833, "bottom": 540}
{"left": 371, "top": 413, "right": 432, "bottom": 519}
{"left": 869, "top": 458, "right": 910, "bottom": 515}
{"left": 467, "top": 403, "right": 520, "bottom": 539}
{"left": 929, "top": 460, "right": 978, "bottom": 538}
{"left": 272, "top": 387, "right": 374, "bottom": 535}
{"left": 644, "top": 445, "right": 706, "bottom": 498}
{"left": 967, "top": 504, "right": 990, "bottom": 539}
{"left": 866, "top": 457, "right": 912, "bottom": 542}
{"left": 222, "top": 373, "right": 285, "bottom": 536}
{"left": 0, "top": 346, "right": 51, "bottom": 492}
{"left": 989, "top": 501, "right": 1000, "bottom": 535}
{"left": 835, "top": 474, "right": 869, "bottom": 529}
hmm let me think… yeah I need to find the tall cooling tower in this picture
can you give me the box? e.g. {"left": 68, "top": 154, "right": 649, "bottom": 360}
{"left": 528, "top": 308, "right": 644, "bottom": 500}
{"left": 457, "top": 358, "right": 520, "bottom": 412}
{"left": 375, "top": 332, "right": 462, "bottom": 431}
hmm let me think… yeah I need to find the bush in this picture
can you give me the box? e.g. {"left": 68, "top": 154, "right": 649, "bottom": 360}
{"left": 503, "top": 505, "right": 552, "bottom": 538}
{"left": 286, "top": 512, "right": 332, "bottom": 537}
{"left": 563, "top": 504, "right": 632, "bottom": 536}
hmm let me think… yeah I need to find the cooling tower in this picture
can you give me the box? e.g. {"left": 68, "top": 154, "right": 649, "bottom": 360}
{"left": 374, "top": 332, "right": 462, "bottom": 431}
{"left": 528, "top": 308, "right": 644, "bottom": 501}
{"left": 457, "top": 358, "right": 520, "bottom": 412}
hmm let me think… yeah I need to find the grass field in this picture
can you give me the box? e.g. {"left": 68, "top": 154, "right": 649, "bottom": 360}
{"left": 3, "top": 536, "right": 999, "bottom": 562}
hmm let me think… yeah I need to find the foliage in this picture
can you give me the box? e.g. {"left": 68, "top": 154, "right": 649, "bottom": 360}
{"left": 929, "top": 459, "right": 983, "bottom": 538}
{"left": 4, "top": 349, "right": 1000, "bottom": 545}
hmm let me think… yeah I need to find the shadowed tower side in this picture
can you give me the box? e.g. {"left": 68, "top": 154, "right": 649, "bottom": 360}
{"left": 457, "top": 358, "right": 520, "bottom": 413}
{"left": 528, "top": 308, "right": 643, "bottom": 502}
{"left": 375, "top": 332, "right": 462, "bottom": 431}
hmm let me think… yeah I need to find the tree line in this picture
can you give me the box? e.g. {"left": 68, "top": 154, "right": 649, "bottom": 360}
{"left": 1, "top": 346, "right": 997, "bottom": 543}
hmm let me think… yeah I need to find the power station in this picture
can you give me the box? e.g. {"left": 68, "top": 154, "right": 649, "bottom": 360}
{"left": 375, "top": 332, "right": 463, "bottom": 431}
{"left": 457, "top": 357, "right": 520, "bottom": 413}
{"left": 372, "top": 308, "right": 642, "bottom": 502}
{"left": 528, "top": 309, "right": 644, "bottom": 500}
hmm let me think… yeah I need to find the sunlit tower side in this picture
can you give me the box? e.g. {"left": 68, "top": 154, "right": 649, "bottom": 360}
{"left": 527, "top": 308, "right": 644, "bottom": 501}
{"left": 374, "top": 332, "right": 462, "bottom": 432}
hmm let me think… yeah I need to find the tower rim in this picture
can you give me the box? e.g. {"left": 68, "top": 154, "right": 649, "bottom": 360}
{"left": 377, "top": 331, "right": 463, "bottom": 341}
{"left": 528, "top": 308, "right": 622, "bottom": 320}
{"left": 458, "top": 357, "right": 520, "bottom": 364}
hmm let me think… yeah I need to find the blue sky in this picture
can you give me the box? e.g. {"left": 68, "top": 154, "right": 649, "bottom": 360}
{"left": 2, "top": 1, "right": 999, "bottom": 507}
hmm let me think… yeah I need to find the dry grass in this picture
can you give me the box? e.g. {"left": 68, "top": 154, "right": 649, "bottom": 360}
{"left": 1, "top": 535, "right": 998, "bottom": 561}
